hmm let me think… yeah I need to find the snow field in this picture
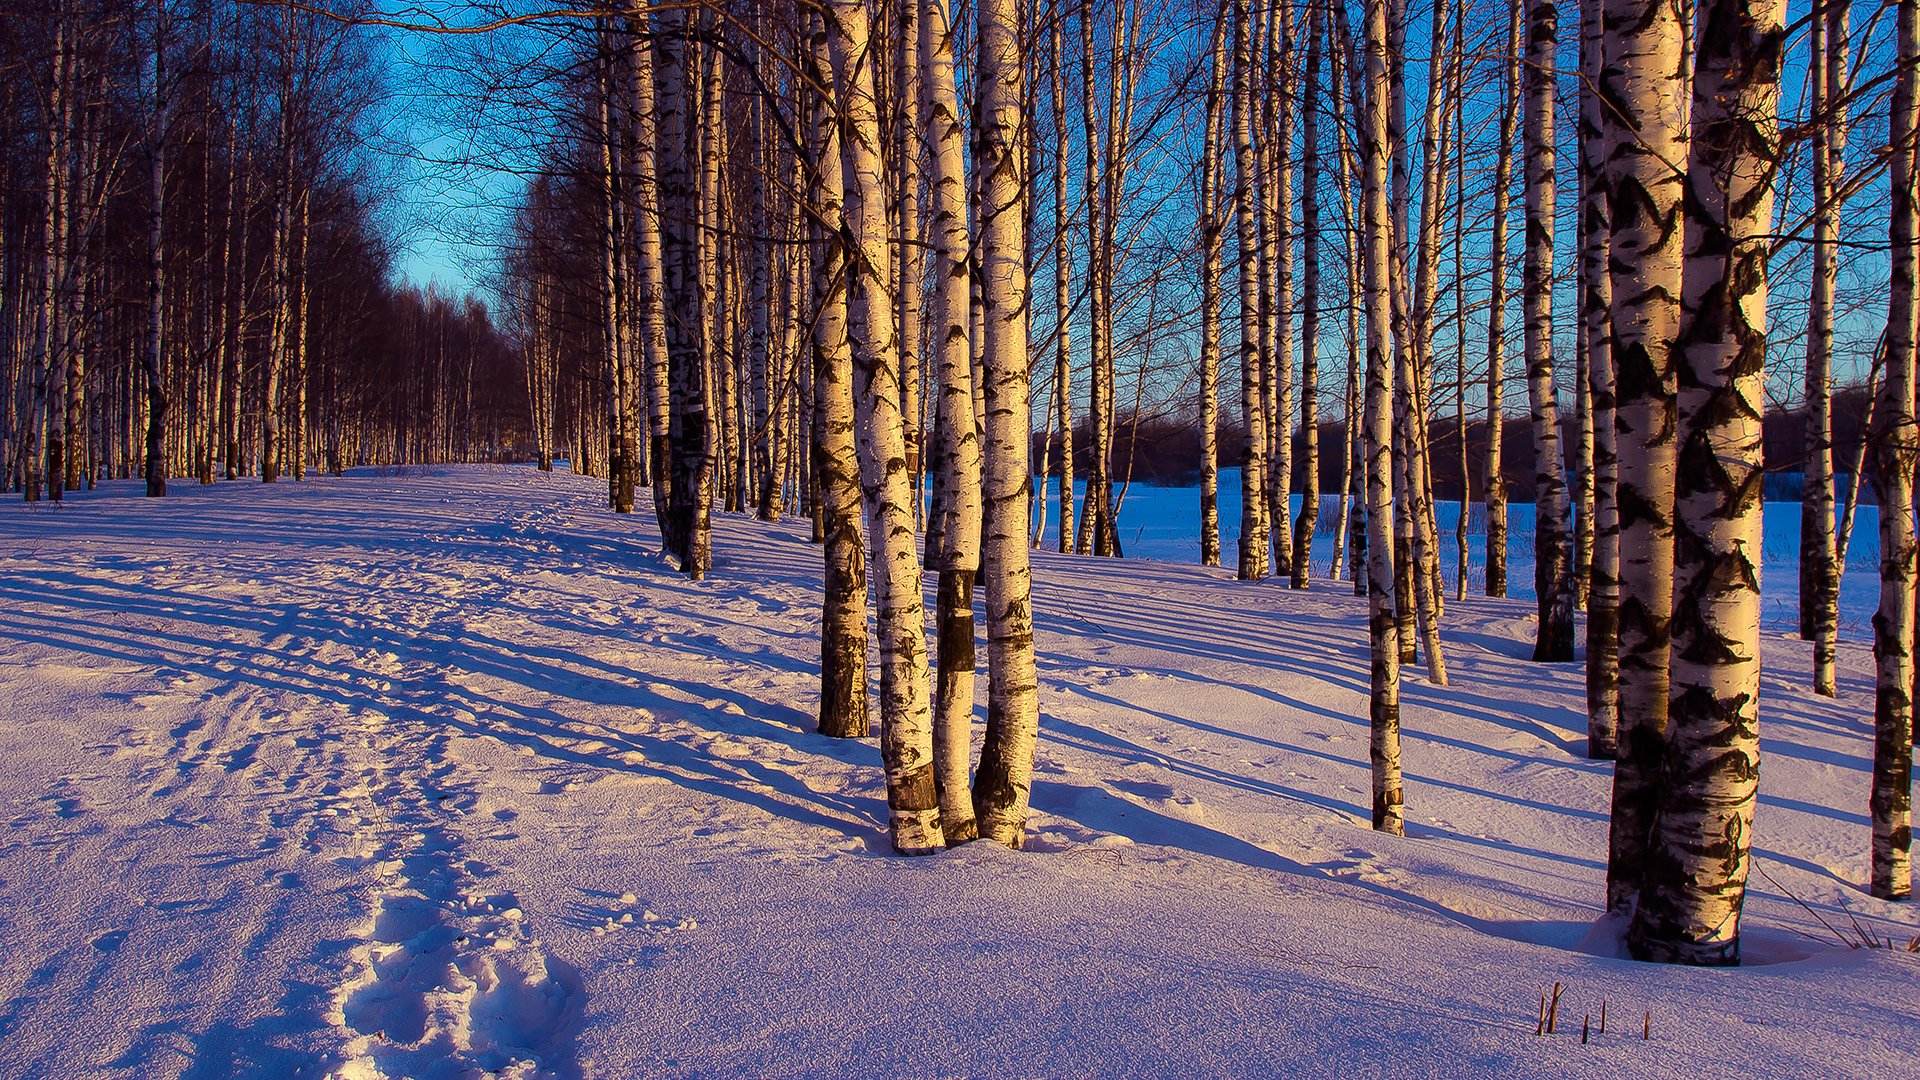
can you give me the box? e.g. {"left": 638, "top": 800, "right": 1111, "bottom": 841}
{"left": 0, "top": 465, "right": 1912, "bottom": 1079}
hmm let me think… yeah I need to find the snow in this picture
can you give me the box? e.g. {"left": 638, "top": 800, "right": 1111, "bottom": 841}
{"left": 0, "top": 465, "right": 1912, "bottom": 1079}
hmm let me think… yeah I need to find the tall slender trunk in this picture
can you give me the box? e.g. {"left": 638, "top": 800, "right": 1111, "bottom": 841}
{"left": 1600, "top": 0, "right": 1689, "bottom": 909}
{"left": 1292, "top": 14, "right": 1321, "bottom": 588}
{"left": 1521, "top": 0, "right": 1574, "bottom": 662}
{"left": 1233, "top": 0, "right": 1269, "bottom": 581}
{"left": 1199, "top": 3, "right": 1227, "bottom": 569}
{"left": 597, "top": 37, "right": 635, "bottom": 514}
{"left": 826, "top": 0, "right": 945, "bottom": 855}
{"left": 1629, "top": 0, "right": 1783, "bottom": 963}
{"left": 1801, "top": 0, "right": 1848, "bottom": 697}
{"left": 623, "top": 9, "right": 673, "bottom": 537}
{"left": 1485, "top": 0, "right": 1520, "bottom": 598}
{"left": 971, "top": 0, "right": 1042, "bottom": 848}
{"left": 1579, "top": 0, "right": 1617, "bottom": 757}
{"left": 1349, "top": 0, "right": 1403, "bottom": 836}
{"left": 660, "top": 11, "right": 712, "bottom": 577}
{"left": 894, "top": 0, "right": 925, "bottom": 525}
{"left": 921, "top": 0, "right": 980, "bottom": 843}
{"left": 806, "top": 15, "right": 871, "bottom": 744}
{"left": 1870, "top": 0, "right": 1919, "bottom": 903}
{"left": 143, "top": 4, "right": 169, "bottom": 498}
{"left": 1267, "top": 1, "right": 1296, "bottom": 579}
{"left": 1051, "top": 5, "right": 1075, "bottom": 556}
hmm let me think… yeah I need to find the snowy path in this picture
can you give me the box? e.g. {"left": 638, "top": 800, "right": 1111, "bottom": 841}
{"left": 0, "top": 466, "right": 1913, "bottom": 1078}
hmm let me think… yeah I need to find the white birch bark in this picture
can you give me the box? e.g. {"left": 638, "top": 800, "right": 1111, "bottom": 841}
{"left": 920, "top": 0, "right": 981, "bottom": 843}
{"left": 1871, "top": 0, "right": 1919, "bottom": 903}
{"left": 1232, "top": 0, "right": 1269, "bottom": 581}
{"left": 1352, "top": 0, "right": 1404, "bottom": 835}
{"left": 1801, "top": 0, "right": 1848, "bottom": 697}
{"left": 970, "top": 0, "right": 1042, "bottom": 849}
{"left": 826, "top": 0, "right": 945, "bottom": 855}
{"left": 1578, "top": 0, "right": 1618, "bottom": 757}
{"left": 1521, "top": 0, "right": 1575, "bottom": 662}
{"left": 1599, "top": 0, "right": 1689, "bottom": 910}
{"left": 1485, "top": 0, "right": 1520, "bottom": 598}
{"left": 1199, "top": 2, "right": 1227, "bottom": 570}
{"left": 1628, "top": 0, "right": 1782, "bottom": 963}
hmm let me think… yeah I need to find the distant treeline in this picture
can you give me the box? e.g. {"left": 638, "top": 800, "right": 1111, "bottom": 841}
{"left": 1033, "top": 383, "right": 1877, "bottom": 502}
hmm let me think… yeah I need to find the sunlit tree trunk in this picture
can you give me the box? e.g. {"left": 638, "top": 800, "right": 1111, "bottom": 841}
{"left": 920, "top": 0, "right": 980, "bottom": 843}
{"left": 1484, "top": 0, "right": 1520, "bottom": 598}
{"left": 1801, "top": 0, "right": 1848, "bottom": 697}
{"left": 1349, "top": 0, "right": 1403, "bottom": 836}
{"left": 1871, "top": 0, "right": 1919, "bottom": 903}
{"left": 1292, "top": 14, "right": 1321, "bottom": 588}
{"left": 1051, "top": 1, "right": 1075, "bottom": 556}
{"left": 1629, "top": 0, "right": 1782, "bottom": 962}
{"left": 1578, "top": 0, "right": 1617, "bottom": 756}
{"left": 1521, "top": 0, "right": 1574, "bottom": 662}
{"left": 827, "top": 0, "right": 945, "bottom": 854}
{"left": 1600, "top": 0, "right": 1688, "bottom": 910}
{"left": 1233, "top": 0, "right": 1269, "bottom": 581}
{"left": 1199, "top": 3, "right": 1227, "bottom": 569}
{"left": 660, "top": 10, "right": 713, "bottom": 577}
{"left": 623, "top": 9, "right": 673, "bottom": 537}
{"left": 805, "top": 13, "right": 871, "bottom": 743}
{"left": 971, "top": 0, "right": 1042, "bottom": 848}
{"left": 1266, "top": 0, "right": 1296, "bottom": 580}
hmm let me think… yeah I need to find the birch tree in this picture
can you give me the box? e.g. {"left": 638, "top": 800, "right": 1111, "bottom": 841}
{"left": 1521, "top": 0, "right": 1574, "bottom": 663}
{"left": 1599, "top": 0, "right": 1689, "bottom": 910}
{"left": 804, "top": 12, "right": 871, "bottom": 743}
{"left": 1577, "top": 0, "right": 1617, "bottom": 757}
{"left": 1870, "top": 0, "right": 1919, "bottom": 903}
{"left": 1350, "top": 0, "right": 1404, "bottom": 835}
{"left": 1484, "top": 0, "right": 1521, "bottom": 599}
{"left": 921, "top": 0, "right": 981, "bottom": 842}
{"left": 970, "top": 0, "right": 1043, "bottom": 847}
{"left": 1629, "top": 0, "right": 1782, "bottom": 963}
{"left": 1800, "top": 0, "right": 1849, "bottom": 698}
{"left": 826, "top": 0, "right": 945, "bottom": 855}
{"left": 1233, "top": 0, "right": 1270, "bottom": 581}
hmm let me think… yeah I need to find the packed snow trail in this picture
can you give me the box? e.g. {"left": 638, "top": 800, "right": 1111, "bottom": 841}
{"left": 0, "top": 466, "right": 1912, "bottom": 1078}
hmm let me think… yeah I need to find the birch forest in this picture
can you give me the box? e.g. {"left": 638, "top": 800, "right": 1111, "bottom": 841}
{"left": 2, "top": 0, "right": 1917, "bottom": 1038}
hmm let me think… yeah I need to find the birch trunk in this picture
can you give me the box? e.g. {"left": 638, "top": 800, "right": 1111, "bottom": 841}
{"left": 1628, "top": 0, "right": 1782, "bottom": 962}
{"left": 596, "top": 40, "right": 635, "bottom": 515}
{"left": 1200, "top": 3, "right": 1227, "bottom": 569}
{"left": 921, "top": 0, "right": 980, "bottom": 843}
{"left": 1521, "top": 0, "right": 1574, "bottom": 663}
{"left": 1870, "top": 0, "right": 1919, "bottom": 902}
{"left": 659, "top": 12, "right": 712, "bottom": 578}
{"left": 1801, "top": 0, "right": 1848, "bottom": 697}
{"left": 894, "top": 0, "right": 924, "bottom": 523}
{"left": 1233, "top": 0, "right": 1269, "bottom": 581}
{"left": 971, "top": 0, "right": 1042, "bottom": 847}
{"left": 1485, "top": 0, "right": 1520, "bottom": 598}
{"left": 1352, "top": 0, "right": 1404, "bottom": 835}
{"left": 1291, "top": 14, "right": 1321, "bottom": 589}
{"left": 805, "top": 14, "right": 871, "bottom": 742}
{"left": 1578, "top": 0, "right": 1618, "bottom": 757}
{"left": 826, "top": 0, "right": 945, "bottom": 855}
{"left": 1600, "top": 0, "right": 1688, "bottom": 909}
{"left": 142, "top": 3, "right": 168, "bottom": 498}
{"left": 1267, "top": 2, "right": 1295, "bottom": 580}
{"left": 623, "top": 10, "right": 673, "bottom": 539}
{"left": 1052, "top": 2, "right": 1075, "bottom": 555}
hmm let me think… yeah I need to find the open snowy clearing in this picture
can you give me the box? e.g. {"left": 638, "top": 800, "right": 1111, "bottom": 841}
{"left": 0, "top": 465, "right": 1913, "bottom": 1079}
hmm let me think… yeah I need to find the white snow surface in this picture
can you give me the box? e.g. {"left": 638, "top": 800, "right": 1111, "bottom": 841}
{"left": 0, "top": 465, "right": 1912, "bottom": 1079}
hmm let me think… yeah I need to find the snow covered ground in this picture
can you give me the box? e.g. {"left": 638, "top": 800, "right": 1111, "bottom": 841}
{"left": 0, "top": 465, "right": 1912, "bottom": 1079}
